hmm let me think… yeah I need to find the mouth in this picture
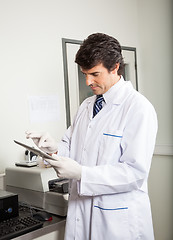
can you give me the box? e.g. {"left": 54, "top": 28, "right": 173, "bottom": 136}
{"left": 90, "top": 85, "right": 99, "bottom": 91}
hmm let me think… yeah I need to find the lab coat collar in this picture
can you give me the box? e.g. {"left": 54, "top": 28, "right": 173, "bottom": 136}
{"left": 103, "top": 76, "right": 134, "bottom": 105}
{"left": 85, "top": 76, "right": 134, "bottom": 119}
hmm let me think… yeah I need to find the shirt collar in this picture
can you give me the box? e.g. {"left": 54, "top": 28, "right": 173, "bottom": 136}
{"left": 103, "top": 76, "right": 133, "bottom": 105}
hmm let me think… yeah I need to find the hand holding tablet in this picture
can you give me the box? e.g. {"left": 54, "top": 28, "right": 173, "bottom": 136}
{"left": 14, "top": 140, "right": 57, "bottom": 161}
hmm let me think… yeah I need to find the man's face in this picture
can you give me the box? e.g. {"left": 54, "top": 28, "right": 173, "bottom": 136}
{"left": 81, "top": 63, "right": 120, "bottom": 95}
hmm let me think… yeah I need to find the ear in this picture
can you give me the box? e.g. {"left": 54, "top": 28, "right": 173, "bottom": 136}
{"left": 111, "top": 63, "right": 120, "bottom": 74}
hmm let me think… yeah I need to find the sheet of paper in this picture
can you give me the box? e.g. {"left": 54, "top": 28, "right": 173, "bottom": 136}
{"left": 28, "top": 95, "right": 60, "bottom": 123}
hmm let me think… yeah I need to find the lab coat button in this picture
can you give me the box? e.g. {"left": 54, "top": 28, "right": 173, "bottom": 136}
{"left": 76, "top": 218, "right": 80, "bottom": 222}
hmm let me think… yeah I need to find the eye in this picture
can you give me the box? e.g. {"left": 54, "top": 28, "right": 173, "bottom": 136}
{"left": 92, "top": 73, "right": 99, "bottom": 77}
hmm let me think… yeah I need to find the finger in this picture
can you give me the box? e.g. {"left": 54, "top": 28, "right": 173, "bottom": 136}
{"left": 55, "top": 155, "right": 64, "bottom": 160}
{"left": 45, "top": 159, "right": 59, "bottom": 167}
{"left": 39, "top": 133, "right": 49, "bottom": 148}
{"left": 43, "top": 158, "right": 51, "bottom": 165}
{"left": 25, "top": 130, "right": 36, "bottom": 137}
{"left": 25, "top": 131, "right": 43, "bottom": 139}
{"left": 41, "top": 141, "right": 53, "bottom": 148}
{"left": 25, "top": 130, "right": 34, "bottom": 134}
{"left": 51, "top": 154, "right": 59, "bottom": 160}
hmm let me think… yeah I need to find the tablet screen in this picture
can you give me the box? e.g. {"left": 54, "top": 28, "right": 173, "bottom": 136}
{"left": 14, "top": 140, "right": 56, "bottom": 161}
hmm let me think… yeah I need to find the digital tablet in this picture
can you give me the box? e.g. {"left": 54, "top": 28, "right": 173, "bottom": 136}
{"left": 14, "top": 140, "right": 56, "bottom": 161}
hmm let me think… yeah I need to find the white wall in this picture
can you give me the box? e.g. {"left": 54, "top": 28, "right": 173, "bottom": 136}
{"left": 0, "top": 0, "right": 172, "bottom": 239}
{"left": 138, "top": 0, "right": 173, "bottom": 145}
{"left": 138, "top": 1, "right": 173, "bottom": 239}
{"left": 149, "top": 155, "right": 173, "bottom": 240}
{"left": 0, "top": 0, "right": 140, "bottom": 172}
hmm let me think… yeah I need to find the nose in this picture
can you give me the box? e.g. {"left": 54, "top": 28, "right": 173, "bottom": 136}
{"left": 86, "top": 75, "right": 94, "bottom": 86}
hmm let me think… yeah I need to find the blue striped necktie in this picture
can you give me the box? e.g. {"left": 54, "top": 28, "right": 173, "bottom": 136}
{"left": 93, "top": 95, "right": 104, "bottom": 118}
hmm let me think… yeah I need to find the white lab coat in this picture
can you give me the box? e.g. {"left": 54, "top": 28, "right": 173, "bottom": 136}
{"left": 58, "top": 77, "right": 158, "bottom": 240}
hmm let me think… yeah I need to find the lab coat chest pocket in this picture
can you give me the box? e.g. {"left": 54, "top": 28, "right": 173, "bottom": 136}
{"left": 91, "top": 199, "right": 129, "bottom": 240}
{"left": 98, "top": 130, "right": 123, "bottom": 165}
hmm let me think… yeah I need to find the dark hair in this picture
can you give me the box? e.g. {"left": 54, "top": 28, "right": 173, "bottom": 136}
{"left": 75, "top": 33, "right": 124, "bottom": 75}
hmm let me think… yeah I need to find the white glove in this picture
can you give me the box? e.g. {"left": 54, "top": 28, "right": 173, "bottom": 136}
{"left": 25, "top": 130, "right": 58, "bottom": 154}
{"left": 45, "top": 155, "right": 82, "bottom": 180}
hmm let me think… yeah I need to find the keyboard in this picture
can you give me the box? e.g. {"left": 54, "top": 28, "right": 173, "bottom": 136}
{"left": 0, "top": 215, "right": 43, "bottom": 240}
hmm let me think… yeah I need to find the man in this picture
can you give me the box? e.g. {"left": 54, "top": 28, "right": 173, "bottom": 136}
{"left": 26, "top": 33, "right": 158, "bottom": 239}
